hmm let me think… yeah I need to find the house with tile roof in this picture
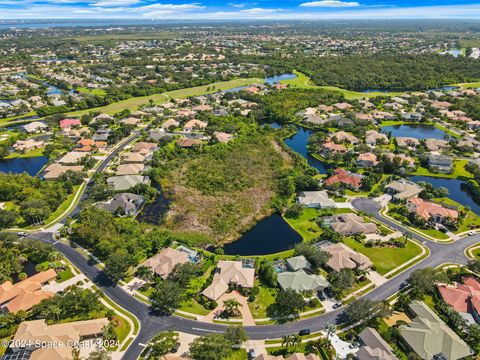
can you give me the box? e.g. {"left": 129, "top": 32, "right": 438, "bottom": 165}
{"left": 141, "top": 247, "right": 190, "bottom": 279}
{"left": 385, "top": 179, "right": 423, "bottom": 202}
{"left": 106, "top": 175, "right": 150, "bottom": 191}
{"left": 357, "top": 153, "right": 378, "bottom": 167}
{"left": 326, "top": 213, "right": 377, "bottom": 236}
{"left": 365, "top": 130, "right": 388, "bottom": 146}
{"left": 202, "top": 260, "right": 254, "bottom": 300}
{"left": 324, "top": 168, "right": 363, "bottom": 190}
{"left": 329, "top": 131, "right": 359, "bottom": 144}
{"left": 400, "top": 301, "right": 473, "bottom": 360}
{"left": 323, "top": 243, "right": 373, "bottom": 272}
{"left": 357, "top": 327, "right": 397, "bottom": 360}
{"left": 406, "top": 197, "right": 458, "bottom": 223}
{"left": 438, "top": 277, "right": 480, "bottom": 325}
{"left": 183, "top": 119, "right": 207, "bottom": 133}
{"left": 59, "top": 118, "right": 81, "bottom": 129}
{"left": 6, "top": 318, "right": 109, "bottom": 360}
{"left": 0, "top": 270, "right": 56, "bottom": 314}
{"left": 277, "top": 270, "right": 329, "bottom": 293}
{"left": 298, "top": 191, "right": 335, "bottom": 208}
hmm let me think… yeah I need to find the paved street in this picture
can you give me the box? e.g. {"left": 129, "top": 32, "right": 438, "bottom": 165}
{"left": 17, "top": 161, "right": 480, "bottom": 360}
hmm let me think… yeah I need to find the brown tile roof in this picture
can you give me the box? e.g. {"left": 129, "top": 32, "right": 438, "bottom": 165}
{"left": 407, "top": 197, "right": 459, "bottom": 221}
{"left": 0, "top": 270, "right": 56, "bottom": 313}
{"left": 324, "top": 168, "right": 363, "bottom": 189}
{"left": 324, "top": 243, "right": 373, "bottom": 272}
{"left": 141, "top": 248, "right": 190, "bottom": 279}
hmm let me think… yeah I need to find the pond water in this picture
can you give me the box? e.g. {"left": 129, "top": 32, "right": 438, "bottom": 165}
{"left": 409, "top": 175, "right": 480, "bottom": 215}
{"left": 381, "top": 124, "right": 448, "bottom": 140}
{"left": 265, "top": 73, "right": 297, "bottom": 84}
{"left": 442, "top": 49, "right": 462, "bottom": 58}
{"left": 0, "top": 156, "right": 48, "bottom": 176}
{"left": 212, "top": 214, "right": 302, "bottom": 256}
{"left": 265, "top": 123, "right": 329, "bottom": 174}
{"left": 13, "top": 262, "right": 38, "bottom": 283}
{"left": 136, "top": 183, "right": 170, "bottom": 224}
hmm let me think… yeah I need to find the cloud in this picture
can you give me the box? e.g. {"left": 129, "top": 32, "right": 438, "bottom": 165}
{"left": 240, "top": 7, "right": 276, "bottom": 14}
{"left": 92, "top": 0, "right": 140, "bottom": 7}
{"left": 300, "top": 0, "right": 360, "bottom": 7}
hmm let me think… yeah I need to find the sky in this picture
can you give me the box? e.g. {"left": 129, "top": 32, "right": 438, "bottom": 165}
{"left": 3, "top": 0, "right": 480, "bottom": 20}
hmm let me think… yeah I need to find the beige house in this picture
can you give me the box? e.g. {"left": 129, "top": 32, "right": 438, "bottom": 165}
{"left": 12, "top": 139, "right": 44, "bottom": 153}
{"left": 121, "top": 152, "right": 146, "bottom": 163}
{"left": 9, "top": 318, "right": 109, "bottom": 360}
{"left": 253, "top": 353, "right": 320, "bottom": 360}
{"left": 43, "top": 164, "right": 83, "bottom": 180}
{"left": 327, "top": 213, "right": 377, "bottom": 236}
{"left": 141, "top": 247, "right": 190, "bottom": 279}
{"left": 0, "top": 270, "right": 57, "bottom": 313}
{"left": 115, "top": 163, "right": 145, "bottom": 175}
{"left": 57, "top": 151, "right": 88, "bottom": 165}
{"left": 183, "top": 119, "right": 207, "bottom": 132}
{"left": 323, "top": 243, "right": 373, "bottom": 272}
{"left": 202, "top": 260, "right": 255, "bottom": 300}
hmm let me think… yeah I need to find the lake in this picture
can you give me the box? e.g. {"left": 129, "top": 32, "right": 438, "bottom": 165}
{"left": 409, "top": 175, "right": 480, "bottom": 215}
{"left": 381, "top": 124, "right": 448, "bottom": 140}
{"left": 265, "top": 73, "right": 297, "bottom": 84}
{"left": 136, "top": 183, "right": 170, "bottom": 224}
{"left": 0, "top": 156, "right": 49, "bottom": 176}
{"left": 213, "top": 214, "right": 302, "bottom": 256}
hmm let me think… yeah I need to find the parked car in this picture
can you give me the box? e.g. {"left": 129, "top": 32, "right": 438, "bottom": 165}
{"left": 317, "top": 291, "right": 326, "bottom": 301}
{"left": 468, "top": 231, "right": 476, "bottom": 236}
{"left": 332, "top": 302, "right": 342, "bottom": 309}
{"left": 17, "top": 232, "right": 27, "bottom": 237}
{"left": 248, "top": 349, "right": 257, "bottom": 359}
{"left": 299, "top": 329, "right": 311, "bottom": 336}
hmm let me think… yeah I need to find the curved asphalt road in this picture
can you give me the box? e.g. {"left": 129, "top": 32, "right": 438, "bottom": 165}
{"left": 15, "top": 138, "right": 480, "bottom": 360}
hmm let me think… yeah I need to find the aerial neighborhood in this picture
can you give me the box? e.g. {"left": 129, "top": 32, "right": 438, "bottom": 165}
{"left": 2, "top": 19, "right": 480, "bottom": 360}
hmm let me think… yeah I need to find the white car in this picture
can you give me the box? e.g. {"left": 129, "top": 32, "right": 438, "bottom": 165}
{"left": 468, "top": 231, "right": 476, "bottom": 236}
{"left": 17, "top": 232, "right": 27, "bottom": 237}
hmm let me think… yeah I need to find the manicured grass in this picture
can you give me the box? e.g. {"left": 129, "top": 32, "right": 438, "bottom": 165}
{"left": 0, "top": 336, "right": 12, "bottom": 356}
{"left": 248, "top": 281, "right": 277, "bottom": 319}
{"left": 76, "top": 86, "right": 107, "bottom": 96}
{"left": 69, "top": 78, "right": 263, "bottom": 116}
{"left": 0, "top": 111, "right": 36, "bottom": 124}
{"left": 113, "top": 315, "right": 130, "bottom": 344}
{"left": 57, "top": 266, "right": 74, "bottom": 283}
{"left": 5, "top": 146, "right": 45, "bottom": 159}
{"left": 341, "top": 237, "right": 423, "bottom": 275}
{"left": 226, "top": 349, "right": 248, "bottom": 360}
{"left": 283, "top": 208, "right": 322, "bottom": 241}
{"left": 457, "top": 81, "right": 480, "bottom": 89}
{"left": 279, "top": 70, "right": 404, "bottom": 100}
{"left": 433, "top": 197, "right": 480, "bottom": 233}
{"left": 179, "top": 298, "right": 210, "bottom": 316}
{"left": 412, "top": 159, "right": 472, "bottom": 179}
{"left": 433, "top": 123, "right": 462, "bottom": 139}
{"left": 472, "top": 247, "right": 480, "bottom": 259}
{"left": 42, "top": 185, "right": 81, "bottom": 225}
{"left": 379, "top": 120, "right": 409, "bottom": 127}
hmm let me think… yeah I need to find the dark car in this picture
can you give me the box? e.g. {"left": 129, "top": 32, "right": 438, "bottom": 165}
{"left": 299, "top": 329, "right": 311, "bottom": 336}
{"left": 332, "top": 302, "right": 342, "bottom": 309}
{"left": 318, "top": 291, "right": 326, "bottom": 301}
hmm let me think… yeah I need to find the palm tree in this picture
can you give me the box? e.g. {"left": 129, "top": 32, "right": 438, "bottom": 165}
{"left": 223, "top": 298, "right": 242, "bottom": 317}
{"left": 291, "top": 334, "right": 302, "bottom": 348}
{"left": 136, "top": 266, "right": 153, "bottom": 281}
{"left": 281, "top": 334, "right": 292, "bottom": 348}
{"left": 324, "top": 323, "right": 336, "bottom": 359}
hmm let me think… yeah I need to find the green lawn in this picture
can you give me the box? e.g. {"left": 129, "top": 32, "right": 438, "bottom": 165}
{"left": 69, "top": 77, "right": 263, "bottom": 116}
{"left": 226, "top": 349, "right": 248, "bottom": 360}
{"left": 76, "top": 86, "right": 107, "bottom": 96}
{"left": 280, "top": 71, "right": 404, "bottom": 100}
{"left": 57, "top": 266, "right": 74, "bottom": 283}
{"left": 248, "top": 281, "right": 277, "bottom": 319}
{"left": 113, "top": 315, "right": 130, "bottom": 345}
{"left": 41, "top": 185, "right": 81, "bottom": 226}
{"left": 179, "top": 298, "right": 210, "bottom": 316}
{"left": 283, "top": 208, "right": 322, "bottom": 241}
{"left": 412, "top": 160, "right": 472, "bottom": 179}
{"left": 471, "top": 247, "right": 480, "bottom": 259}
{"left": 341, "top": 237, "right": 423, "bottom": 275}
{"left": 5, "top": 146, "right": 45, "bottom": 159}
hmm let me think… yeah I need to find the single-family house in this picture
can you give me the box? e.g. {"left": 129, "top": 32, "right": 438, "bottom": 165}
{"left": 324, "top": 168, "right": 363, "bottom": 190}
{"left": 357, "top": 327, "right": 398, "bottom": 360}
{"left": 141, "top": 247, "right": 190, "bottom": 279}
{"left": 106, "top": 175, "right": 150, "bottom": 191}
{"left": 323, "top": 242, "right": 373, "bottom": 272}
{"left": 406, "top": 197, "right": 458, "bottom": 223}
{"left": 96, "top": 193, "right": 145, "bottom": 216}
{"left": 0, "top": 270, "right": 56, "bottom": 314}
{"left": 329, "top": 131, "right": 359, "bottom": 144}
{"left": 357, "top": 153, "right": 378, "bottom": 167}
{"left": 12, "top": 139, "right": 44, "bottom": 153}
{"left": 43, "top": 164, "right": 83, "bottom": 180}
{"left": 183, "top": 119, "right": 207, "bottom": 133}
{"left": 385, "top": 179, "right": 423, "bottom": 201}
{"left": 115, "top": 163, "right": 145, "bottom": 175}
{"left": 400, "top": 301, "right": 473, "bottom": 360}
{"left": 59, "top": 118, "right": 81, "bottom": 130}
{"left": 326, "top": 213, "right": 377, "bottom": 236}
{"left": 57, "top": 151, "right": 88, "bottom": 165}
{"left": 202, "top": 260, "right": 255, "bottom": 300}
{"left": 22, "top": 121, "right": 48, "bottom": 134}
{"left": 365, "top": 130, "right": 388, "bottom": 146}
{"left": 428, "top": 155, "right": 454, "bottom": 173}
{"left": 298, "top": 191, "right": 335, "bottom": 208}
{"left": 438, "top": 277, "right": 480, "bottom": 325}
{"left": 277, "top": 270, "right": 329, "bottom": 293}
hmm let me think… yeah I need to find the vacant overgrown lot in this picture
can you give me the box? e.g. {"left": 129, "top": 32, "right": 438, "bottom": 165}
{"left": 162, "top": 132, "right": 293, "bottom": 244}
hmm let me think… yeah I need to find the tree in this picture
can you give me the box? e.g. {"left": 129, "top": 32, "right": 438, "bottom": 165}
{"left": 328, "top": 268, "right": 356, "bottom": 297}
{"left": 150, "top": 281, "right": 183, "bottom": 314}
{"left": 294, "top": 243, "right": 331, "bottom": 270}
{"left": 273, "top": 288, "right": 306, "bottom": 317}
{"left": 407, "top": 267, "right": 449, "bottom": 298}
{"left": 223, "top": 298, "right": 242, "bottom": 317}
{"left": 285, "top": 203, "right": 303, "bottom": 219}
{"left": 146, "top": 331, "right": 179, "bottom": 359}
{"left": 343, "top": 298, "right": 390, "bottom": 323}
{"left": 102, "top": 322, "right": 117, "bottom": 341}
{"left": 188, "top": 334, "right": 232, "bottom": 360}
{"left": 168, "top": 262, "right": 201, "bottom": 287}
{"left": 258, "top": 260, "right": 277, "bottom": 288}
{"left": 467, "top": 259, "right": 480, "bottom": 273}
{"left": 104, "top": 248, "right": 131, "bottom": 282}
{"left": 225, "top": 326, "right": 248, "bottom": 347}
